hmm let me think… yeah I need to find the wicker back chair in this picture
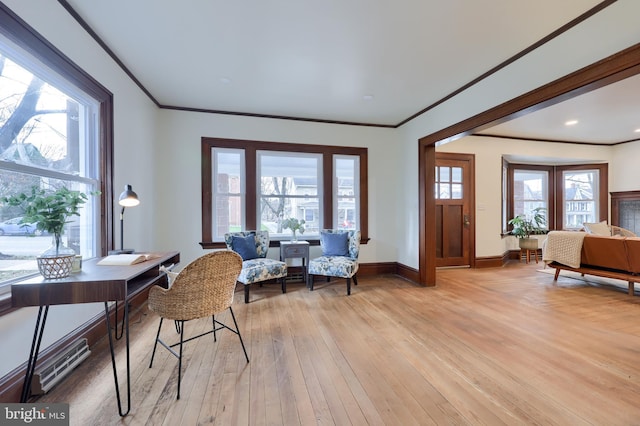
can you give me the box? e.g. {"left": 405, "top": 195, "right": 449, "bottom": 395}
{"left": 148, "top": 250, "right": 249, "bottom": 399}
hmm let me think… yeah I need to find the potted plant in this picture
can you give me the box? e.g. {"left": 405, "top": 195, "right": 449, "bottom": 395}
{"left": 282, "top": 217, "right": 305, "bottom": 241}
{"left": 508, "top": 207, "right": 547, "bottom": 250}
{"left": 2, "top": 186, "right": 93, "bottom": 278}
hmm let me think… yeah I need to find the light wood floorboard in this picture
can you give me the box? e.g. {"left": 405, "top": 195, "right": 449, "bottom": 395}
{"left": 36, "top": 261, "right": 640, "bottom": 425}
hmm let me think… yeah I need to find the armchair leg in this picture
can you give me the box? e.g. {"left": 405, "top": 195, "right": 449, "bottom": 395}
{"left": 346, "top": 278, "right": 351, "bottom": 296}
{"left": 281, "top": 277, "right": 286, "bottom": 294}
{"left": 244, "top": 284, "right": 250, "bottom": 304}
{"left": 309, "top": 275, "right": 314, "bottom": 291}
{"left": 353, "top": 275, "right": 358, "bottom": 286}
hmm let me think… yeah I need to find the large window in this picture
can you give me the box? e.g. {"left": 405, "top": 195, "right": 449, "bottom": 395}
{"left": 562, "top": 169, "right": 599, "bottom": 229}
{"left": 513, "top": 169, "right": 549, "bottom": 224}
{"left": 201, "top": 138, "right": 367, "bottom": 248}
{"left": 503, "top": 160, "right": 607, "bottom": 233}
{"left": 258, "top": 151, "right": 322, "bottom": 235}
{"left": 0, "top": 5, "right": 112, "bottom": 301}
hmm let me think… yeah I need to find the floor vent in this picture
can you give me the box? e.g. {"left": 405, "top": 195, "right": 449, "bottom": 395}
{"left": 31, "top": 338, "right": 91, "bottom": 395}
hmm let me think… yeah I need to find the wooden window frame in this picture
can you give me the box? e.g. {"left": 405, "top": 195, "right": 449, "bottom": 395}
{"left": 200, "top": 137, "right": 368, "bottom": 249}
{"left": 0, "top": 4, "right": 114, "bottom": 315}
{"left": 504, "top": 161, "right": 608, "bottom": 233}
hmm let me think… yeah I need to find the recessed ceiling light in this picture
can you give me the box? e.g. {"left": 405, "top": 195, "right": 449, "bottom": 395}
{"left": 565, "top": 120, "right": 578, "bottom": 126}
{"left": 362, "top": 95, "right": 374, "bottom": 101}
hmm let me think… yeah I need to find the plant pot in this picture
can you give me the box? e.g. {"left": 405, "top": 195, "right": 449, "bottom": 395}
{"left": 36, "top": 236, "right": 76, "bottom": 279}
{"left": 518, "top": 237, "right": 538, "bottom": 250}
{"left": 36, "top": 255, "right": 75, "bottom": 279}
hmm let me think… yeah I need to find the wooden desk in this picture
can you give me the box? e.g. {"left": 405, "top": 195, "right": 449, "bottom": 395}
{"left": 12, "top": 251, "right": 180, "bottom": 416}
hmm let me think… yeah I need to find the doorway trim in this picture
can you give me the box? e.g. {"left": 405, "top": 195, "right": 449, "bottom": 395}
{"left": 418, "top": 42, "right": 640, "bottom": 287}
{"left": 435, "top": 152, "right": 476, "bottom": 268}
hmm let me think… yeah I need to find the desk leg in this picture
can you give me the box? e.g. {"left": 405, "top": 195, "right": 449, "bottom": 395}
{"left": 104, "top": 301, "right": 130, "bottom": 416}
{"left": 113, "top": 300, "right": 125, "bottom": 340}
{"left": 20, "top": 305, "right": 49, "bottom": 403}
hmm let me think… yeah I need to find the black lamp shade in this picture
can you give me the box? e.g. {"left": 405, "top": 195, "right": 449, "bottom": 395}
{"left": 118, "top": 184, "right": 140, "bottom": 207}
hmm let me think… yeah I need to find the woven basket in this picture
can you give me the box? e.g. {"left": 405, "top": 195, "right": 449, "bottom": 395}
{"left": 37, "top": 255, "right": 75, "bottom": 279}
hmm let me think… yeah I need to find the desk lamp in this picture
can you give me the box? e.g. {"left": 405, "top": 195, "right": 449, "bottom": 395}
{"left": 110, "top": 184, "right": 140, "bottom": 254}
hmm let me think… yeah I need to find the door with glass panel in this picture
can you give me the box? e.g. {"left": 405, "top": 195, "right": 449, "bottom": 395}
{"left": 435, "top": 153, "right": 474, "bottom": 267}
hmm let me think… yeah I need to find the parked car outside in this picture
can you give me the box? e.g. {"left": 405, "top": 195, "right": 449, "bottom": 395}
{"left": 0, "top": 217, "right": 42, "bottom": 235}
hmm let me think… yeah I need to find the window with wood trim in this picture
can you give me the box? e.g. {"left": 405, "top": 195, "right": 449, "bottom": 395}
{"left": 201, "top": 137, "right": 368, "bottom": 248}
{"left": 503, "top": 160, "right": 607, "bottom": 233}
{"left": 0, "top": 5, "right": 113, "bottom": 302}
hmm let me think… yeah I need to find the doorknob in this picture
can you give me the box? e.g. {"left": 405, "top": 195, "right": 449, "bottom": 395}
{"left": 464, "top": 215, "right": 470, "bottom": 226}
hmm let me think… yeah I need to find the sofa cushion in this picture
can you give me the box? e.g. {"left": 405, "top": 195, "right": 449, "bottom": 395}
{"left": 237, "top": 258, "right": 287, "bottom": 284}
{"left": 581, "top": 234, "right": 630, "bottom": 272}
{"left": 583, "top": 221, "right": 611, "bottom": 236}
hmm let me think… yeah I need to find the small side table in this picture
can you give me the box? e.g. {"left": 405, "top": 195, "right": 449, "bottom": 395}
{"left": 280, "top": 240, "right": 310, "bottom": 284}
{"left": 520, "top": 248, "right": 539, "bottom": 264}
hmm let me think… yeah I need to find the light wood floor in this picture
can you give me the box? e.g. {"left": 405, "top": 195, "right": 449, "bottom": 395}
{"left": 37, "top": 261, "right": 640, "bottom": 425}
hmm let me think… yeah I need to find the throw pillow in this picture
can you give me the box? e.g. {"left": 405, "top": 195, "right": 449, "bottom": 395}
{"left": 231, "top": 233, "right": 258, "bottom": 260}
{"left": 321, "top": 232, "right": 349, "bottom": 256}
{"left": 583, "top": 221, "right": 611, "bottom": 236}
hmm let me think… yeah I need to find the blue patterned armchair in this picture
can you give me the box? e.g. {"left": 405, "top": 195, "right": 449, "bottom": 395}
{"left": 224, "top": 231, "right": 288, "bottom": 303}
{"left": 307, "top": 230, "right": 360, "bottom": 295}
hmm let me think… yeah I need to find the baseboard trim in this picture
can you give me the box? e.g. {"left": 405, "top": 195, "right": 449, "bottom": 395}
{"left": 475, "top": 255, "right": 506, "bottom": 268}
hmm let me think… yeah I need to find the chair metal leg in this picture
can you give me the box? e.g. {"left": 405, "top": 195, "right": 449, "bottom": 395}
{"left": 149, "top": 318, "right": 164, "bottom": 368}
{"left": 229, "top": 307, "right": 250, "bottom": 363}
{"left": 212, "top": 315, "right": 217, "bottom": 342}
{"left": 177, "top": 320, "right": 184, "bottom": 400}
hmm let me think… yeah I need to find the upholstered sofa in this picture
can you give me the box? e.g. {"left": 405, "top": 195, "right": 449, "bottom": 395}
{"left": 543, "top": 230, "right": 640, "bottom": 295}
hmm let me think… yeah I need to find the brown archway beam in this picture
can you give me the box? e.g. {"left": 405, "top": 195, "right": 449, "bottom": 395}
{"left": 418, "top": 42, "right": 640, "bottom": 286}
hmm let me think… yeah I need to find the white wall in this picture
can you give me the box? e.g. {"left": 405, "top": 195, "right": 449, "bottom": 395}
{"left": 152, "top": 111, "right": 401, "bottom": 267}
{"left": 611, "top": 142, "right": 640, "bottom": 192}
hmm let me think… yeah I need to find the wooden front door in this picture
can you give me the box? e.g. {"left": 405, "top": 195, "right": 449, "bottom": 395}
{"left": 435, "top": 153, "right": 475, "bottom": 267}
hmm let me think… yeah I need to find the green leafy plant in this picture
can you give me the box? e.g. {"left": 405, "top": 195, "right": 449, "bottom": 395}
{"left": 508, "top": 207, "right": 547, "bottom": 239}
{"left": 282, "top": 217, "right": 305, "bottom": 237}
{"left": 2, "top": 186, "right": 95, "bottom": 255}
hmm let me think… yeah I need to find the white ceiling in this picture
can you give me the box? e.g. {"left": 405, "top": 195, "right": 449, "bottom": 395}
{"left": 476, "top": 73, "right": 640, "bottom": 145}
{"left": 62, "top": 0, "right": 635, "bottom": 142}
